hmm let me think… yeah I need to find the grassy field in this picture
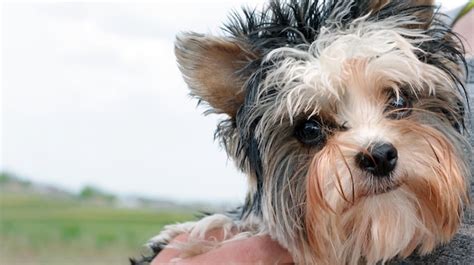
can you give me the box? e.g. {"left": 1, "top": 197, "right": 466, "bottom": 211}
{"left": 0, "top": 192, "right": 195, "bottom": 265}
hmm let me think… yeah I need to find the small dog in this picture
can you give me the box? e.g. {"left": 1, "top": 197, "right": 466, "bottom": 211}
{"left": 135, "top": 0, "right": 471, "bottom": 264}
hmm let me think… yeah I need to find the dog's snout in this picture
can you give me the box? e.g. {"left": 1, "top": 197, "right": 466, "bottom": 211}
{"left": 355, "top": 142, "right": 398, "bottom": 177}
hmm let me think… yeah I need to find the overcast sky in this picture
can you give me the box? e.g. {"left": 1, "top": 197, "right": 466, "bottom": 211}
{"left": 1, "top": 0, "right": 468, "bottom": 203}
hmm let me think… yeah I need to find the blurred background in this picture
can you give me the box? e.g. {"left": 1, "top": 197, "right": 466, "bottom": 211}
{"left": 1, "top": 0, "right": 470, "bottom": 264}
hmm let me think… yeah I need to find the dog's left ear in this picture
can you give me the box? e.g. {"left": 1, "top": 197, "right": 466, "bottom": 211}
{"left": 368, "top": 0, "right": 434, "bottom": 11}
{"left": 175, "top": 33, "right": 256, "bottom": 117}
{"left": 368, "top": 0, "right": 435, "bottom": 28}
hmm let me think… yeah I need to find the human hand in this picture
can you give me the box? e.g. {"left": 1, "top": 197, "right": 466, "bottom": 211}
{"left": 151, "top": 229, "right": 294, "bottom": 264}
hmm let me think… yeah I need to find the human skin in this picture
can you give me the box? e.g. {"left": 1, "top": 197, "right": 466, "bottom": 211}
{"left": 453, "top": 8, "right": 473, "bottom": 56}
{"left": 151, "top": 229, "right": 294, "bottom": 264}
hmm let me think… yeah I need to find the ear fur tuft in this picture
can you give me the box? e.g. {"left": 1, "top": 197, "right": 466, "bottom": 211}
{"left": 175, "top": 33, "right": 256, "bottom": 117}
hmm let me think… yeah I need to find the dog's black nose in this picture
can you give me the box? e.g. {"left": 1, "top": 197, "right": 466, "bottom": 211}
{"left": 356, "top": 142, "right": 398, "bottom": 177}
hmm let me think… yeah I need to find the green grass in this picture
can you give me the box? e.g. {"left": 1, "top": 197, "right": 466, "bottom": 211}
{"left": 0, "top": 192, "right": 195, "bottom": 265}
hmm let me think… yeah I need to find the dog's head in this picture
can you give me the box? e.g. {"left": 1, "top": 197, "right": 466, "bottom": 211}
{"left": 175, "top": 0, "right": 470, "bottom": 263}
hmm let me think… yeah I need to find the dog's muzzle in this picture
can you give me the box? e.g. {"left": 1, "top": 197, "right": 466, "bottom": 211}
{"left": 355, "top": 142, "right": 398, "bottom": 177}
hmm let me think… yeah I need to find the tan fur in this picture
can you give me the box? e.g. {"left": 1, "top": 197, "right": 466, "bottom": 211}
{"left": 369, "top": 0, "right": 435, "bottom": 29}
{"left": 305, "top": 117, "right": 468, "bottom": 264}
{"left": 301, "top": 39, "right": 467, "bottom": 262}
{"left": 369, "top": 0, "right": 434, "bottom": 12}
{"left": 175, "top": 34, "right": 257, "bottom": 116}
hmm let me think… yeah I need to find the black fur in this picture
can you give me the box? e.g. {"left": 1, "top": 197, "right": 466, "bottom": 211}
{"left": 129, "top": 244, "right": 162, "bottom": 265}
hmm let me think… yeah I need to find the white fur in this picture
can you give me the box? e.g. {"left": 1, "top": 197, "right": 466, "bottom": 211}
{"left": 148, "top": 213, "right": 263, "bottom": 260}
{"left": 255, "top": 15, "right": 454, "bottom": 130}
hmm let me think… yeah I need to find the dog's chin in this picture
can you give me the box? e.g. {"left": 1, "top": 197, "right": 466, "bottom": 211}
{"left": 360, "top": 175, "right": 403, "bottom": 197}
{"left": 369, "top": 180, "right": 401, "bottom": 196}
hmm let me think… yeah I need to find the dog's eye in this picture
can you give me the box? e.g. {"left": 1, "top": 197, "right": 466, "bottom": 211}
{"left": 390, "top": 95, "right": 408, "bottom": 108}
{"left": 386, "top": 93, "right": 411, "bottom": 119}
{"left": 295, "top": 119, "right": 325, "bottom": 145}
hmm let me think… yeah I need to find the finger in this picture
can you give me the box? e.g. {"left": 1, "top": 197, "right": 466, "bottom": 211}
{"left": 174, "top": 235, "right": 294, "bottom": 264}
{"left": 151, "top": 233, "right": 189, "bottom": 264}
{"left": 152, "top": 228, "right": 231, "bottom": 264}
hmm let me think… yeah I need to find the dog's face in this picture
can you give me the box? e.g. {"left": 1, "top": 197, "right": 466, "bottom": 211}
{"left": 175, "top": 0, "right": 469, "bottom": 263}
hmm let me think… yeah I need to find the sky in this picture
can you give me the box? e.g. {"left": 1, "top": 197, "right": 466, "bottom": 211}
{"left": 0, "top": 0, "right": 468, "bottom": 203}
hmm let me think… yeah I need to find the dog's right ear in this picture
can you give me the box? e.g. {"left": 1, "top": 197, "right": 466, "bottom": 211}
{"left": 367, "top": 0, "right": 435, "bottom": 28}
{"left": 175, "top": 33, "right": 256, "bottom": 117}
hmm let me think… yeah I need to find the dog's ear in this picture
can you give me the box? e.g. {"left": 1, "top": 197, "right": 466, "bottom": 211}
{"left": 175, "top": 33, "right": 256, "bottom": 117}
{"left": 367, "top": 0, "right": 435, "bottom": 28}
{"left": 368, "top": 0, "right": 434, "bottom": 11}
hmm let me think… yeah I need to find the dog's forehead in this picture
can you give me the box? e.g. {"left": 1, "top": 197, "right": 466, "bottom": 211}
{"left": 265, "top": 28, "right": 418, "bottom": 91}
{"left": 257, "top": 24, "right": 447, "bottom": 121}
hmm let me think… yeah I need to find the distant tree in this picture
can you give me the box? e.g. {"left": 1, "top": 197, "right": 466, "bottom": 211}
{"left": 0, "top": 172, "right": 31, "bottom": 186}
{"left": 0, "top": 172, "right": 12, "bottom": 183}
{"left": 78, "top": 185, "right": 116, "bottom": 203}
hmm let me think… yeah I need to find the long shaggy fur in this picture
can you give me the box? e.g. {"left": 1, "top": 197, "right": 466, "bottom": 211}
{"left": 136, "top": 1, "right": 471, "bottom": 264}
